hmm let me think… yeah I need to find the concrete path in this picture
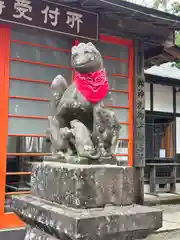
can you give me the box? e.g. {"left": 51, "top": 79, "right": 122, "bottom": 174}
{"left": 144, "top": 193, "right": 180, "bottom": 206}
{"left": 156, "top": 204, "right": 180, "bottom": 232}
{"left": 146, "top": 230, "right": 180, "bottom": 240}
{"left": 144, "top": 204, "right": 180, "bottom": 239}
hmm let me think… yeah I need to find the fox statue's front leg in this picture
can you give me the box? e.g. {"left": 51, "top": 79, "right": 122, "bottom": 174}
{"left": 93, "top": 105, "right": 120, "bottom": 158}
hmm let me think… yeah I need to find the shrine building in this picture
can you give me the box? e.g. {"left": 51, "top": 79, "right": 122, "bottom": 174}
{"left": 0, "top": 0, "right": 180, "bottom": 238}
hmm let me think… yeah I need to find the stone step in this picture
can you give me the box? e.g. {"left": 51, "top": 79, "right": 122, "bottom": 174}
{"left": 25, "top": 228, "right": 58, "bottom": 240}
{"left": 12, "top": 194, "right": 162, "bottom": 240}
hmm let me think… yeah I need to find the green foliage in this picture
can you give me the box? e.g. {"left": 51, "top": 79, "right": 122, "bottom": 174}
{"left": 153, "top": 0, "right": 168, "bottom": 11}
{"left": 174, "top": 30, "right": 180, "bottom": 69}
{"left": 152, "top": 0, "right": 180, "bottom": 14}
{"left": 153, "top": 0, "right": 180, "bottom": 69}
{"left": 171, "top": 1, "right": 180, "bottom": 15}
{"left": 174, "top": 32, "right": 180, "bottom": 69}
{"left": 176, "top": 32, "right": 180, "bottom": 46}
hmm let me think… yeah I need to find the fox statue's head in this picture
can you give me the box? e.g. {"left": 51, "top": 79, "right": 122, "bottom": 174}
{"left": 71, "top": 42, "right": 103, "bottom": 74}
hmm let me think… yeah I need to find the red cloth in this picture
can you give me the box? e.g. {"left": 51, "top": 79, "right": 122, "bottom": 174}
{"left": 74, "top": 69, "right": 109, "bottom": 104}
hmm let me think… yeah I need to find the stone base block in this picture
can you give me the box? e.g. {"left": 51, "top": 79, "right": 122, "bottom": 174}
{"left": 31, "top": 162, "right": 134, "bottom": 208}
{"left": 24, "top": 227, "right": 155, "bottom": 240}
{"left": 25, "top": 227, "right": 58, "bottom": 240}
{"left": 12, "top": 195, "right": 162, "bottom": 240}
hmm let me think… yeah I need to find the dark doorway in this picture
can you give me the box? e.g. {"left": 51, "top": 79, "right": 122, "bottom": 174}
{"left": 145, "top": 111, "right": 176, "bottom": 190}
{"left": 145, "top": 112, "right": 175, "bottom": 160}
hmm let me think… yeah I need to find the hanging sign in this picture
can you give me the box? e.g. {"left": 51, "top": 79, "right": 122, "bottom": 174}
{"left": 0, "top": 0, "right": 99, "bottom": 40}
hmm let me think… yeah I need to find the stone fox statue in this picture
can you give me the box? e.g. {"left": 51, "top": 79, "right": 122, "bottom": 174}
{"left": 47, "top": 42, "right": 120, "bottom": 163}
{"left": 70, "top": 120, "right": 101, "bottom": 159}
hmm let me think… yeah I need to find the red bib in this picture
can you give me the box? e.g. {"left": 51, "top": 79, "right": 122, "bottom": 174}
{"left": 74, "top": 69, "right": 109, "bottom": 104}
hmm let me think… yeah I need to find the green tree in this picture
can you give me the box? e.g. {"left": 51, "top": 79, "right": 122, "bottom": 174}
{"left": 153, "top": 0, "right": 168, "bottom": 11}
{"left": 175, "top": 34, "right": 180, "bottom": 69}
{"left": 153, "top": 0, "right": 180, "bottom": 69}
{"left": 172, "top": 2, "right": 180, "bottom": 69}
{"left": 171, "top": 1, "right": 180, "bottom": 15}
{"left": 176, "top": 33, "right": 180, "bottom": 46}
{"left": 153, "top": 0, "right": 180, "bottom": 14}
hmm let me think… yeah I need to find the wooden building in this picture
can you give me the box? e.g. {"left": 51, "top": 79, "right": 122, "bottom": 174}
{"left": 0, "top": 0, "right": 180, "bottom": 238}
{"left": 144, "top": 61, "right": 180, "bottom": 193}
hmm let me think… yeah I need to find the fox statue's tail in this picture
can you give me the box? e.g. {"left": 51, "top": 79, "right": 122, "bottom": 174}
{"left": 50, "top": 74, "right": 68, "bottom": 116}
{"left": 51, "top": 74, "right": 68, "bottom": 100}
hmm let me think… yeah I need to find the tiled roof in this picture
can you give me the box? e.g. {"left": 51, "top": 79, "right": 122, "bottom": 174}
{"left": 144, "top": 62, "right": 180, "bottom": 80}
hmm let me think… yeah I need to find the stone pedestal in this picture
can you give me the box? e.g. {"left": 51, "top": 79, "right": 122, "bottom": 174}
{"left": 11, "top": 161, "right": 162, "bottom": 240}
{"left": 31, "top": 162, "right": 135, "bottom": 207}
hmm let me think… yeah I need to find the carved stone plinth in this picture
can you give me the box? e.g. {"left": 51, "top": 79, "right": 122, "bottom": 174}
{"left": 11, "top": 162, "right": 163, "bottom": 240}
{"left": 25, "top": 227, "right": 57, "bottom": 240}
{"left": 31, "top": 162, "right": 135, "bottom": 208}
{"left": 13, "top": 195, "right": 162, "bottom": 240}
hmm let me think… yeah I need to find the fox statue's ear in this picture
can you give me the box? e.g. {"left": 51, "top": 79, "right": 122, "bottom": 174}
{"left": 85, "top": 42, "right": 100, "bottom": 55}
{"left": 71, "top": 42, "right": 100, "bottom": 56}
{"left": 86, "top": 42, "right": 94, "bottom": 47}
{"left": 71, "top": 45, "right": 77, "bottom": 55}
{"left": 71, "top": 42, "right": 86, "bottom": 55}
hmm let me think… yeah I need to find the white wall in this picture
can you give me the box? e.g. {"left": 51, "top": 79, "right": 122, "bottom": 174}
{"left": 176, "top": 91, "right": 180, "bottom": 113}
{"left": 145, "top": 82, "right": 150, "bottom": 110}
{"left": 176, "top": 117, "right": 180, "bottom": 153}
{"left": 153, "top": 84, "right": 173, "bottom": 113}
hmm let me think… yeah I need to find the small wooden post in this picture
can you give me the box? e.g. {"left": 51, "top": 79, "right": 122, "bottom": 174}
{"left": 133, "top": 40, "right": 145, "bottom": 204}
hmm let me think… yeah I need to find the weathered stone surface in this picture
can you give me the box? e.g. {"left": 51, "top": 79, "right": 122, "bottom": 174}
{"left": 47, "top": 42, "right": 120, "bottom": 162}
{"left": 12, "top": 195, "right": 162, "bottom": 240}
{"left": 31, "top": 162, "right": 135, "bottom": 208}
{"left": 43, "top": 156, "right": 118, "bottom": 165}
{"left": 25, "top": 227, "right": 58, "bottom": 240}
{"left": 24, "top": 228, "right": 157, "bottom": 240}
